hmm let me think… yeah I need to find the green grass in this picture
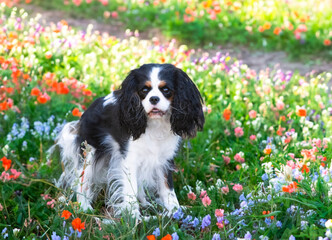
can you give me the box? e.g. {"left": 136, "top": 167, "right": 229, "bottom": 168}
{"left": 0, "top": 5, "right": 332, "bottom": 240}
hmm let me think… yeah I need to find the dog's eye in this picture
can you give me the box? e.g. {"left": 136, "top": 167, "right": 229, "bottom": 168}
{"left": 161, "top": 87, "right": 170, "bottom": 93}
{"left": 140, "top": 87, "right": 150, "bottom": 94}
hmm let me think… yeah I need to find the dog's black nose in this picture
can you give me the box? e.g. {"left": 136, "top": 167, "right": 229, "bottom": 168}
{"left": 149, "top": 96, "right": 160, "bottom": 105}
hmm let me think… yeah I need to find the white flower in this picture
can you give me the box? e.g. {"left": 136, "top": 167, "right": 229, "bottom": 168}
{"left": 326, "top": 219, "right": 332, "bottom": 229}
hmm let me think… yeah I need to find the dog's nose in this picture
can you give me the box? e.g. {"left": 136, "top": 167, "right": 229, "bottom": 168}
{"left": 149, "top": 96, "right": 160, "bottom": 105}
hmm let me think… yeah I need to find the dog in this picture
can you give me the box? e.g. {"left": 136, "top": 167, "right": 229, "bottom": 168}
{"left": 55, "top": 63, "right": 204, "bottom": 218}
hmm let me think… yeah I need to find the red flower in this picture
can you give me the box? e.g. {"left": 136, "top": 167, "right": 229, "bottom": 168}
{"left": 72, "top": 108, "right": 82, "bottom": 117}
{"left": 161, "top": 234, "right": 172, "bottom": 240}
{"left": 296, "top": 108, "right": 306, "bottom": 117}
{"left": 324, "top": 39, "right": 331, "bottom": 46}
{"left": 1, "top": 156, "right": 12, "bottom": 171}
{"left": 146, "top": 235, "right": 156, "bottom": 240}
{"left": 72, "top": 218, "right": 85, "bottom": 232}
{"left": 31, "top": 87, "right": 41, "bottom": 96}
{"left": 37, "top": 93, "right": 50, "bottom": 104}
{"left": 61, "top": 210, "right": 72, "bottom": 220}
{"left": 223, "top": 108, "right": 231, "bottom": 121}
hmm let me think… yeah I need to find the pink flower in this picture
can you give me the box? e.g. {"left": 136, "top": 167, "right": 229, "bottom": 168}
{"left": 216, "top": 222, "right": 224, "bottom": 229}
{"left": 249, "top": 110, "right": 257, "bottom": 119}
{"left": 236, "top": 164, "right": 241, "bottom": 171}
{"left": 276, "top": 100, "right": 285, "bottom": 110}
{"left": 215, "top": 209, "right": 224, "bottom": 217}
{"left": 200, "top": 190, "right": 207, "bottom": 199}
{"left": 0, "top": 203, "right": 3, "bottom": 211}
{"left": 0, "top": 171, "right": 10, "bottom": 182}
{"left": 111, "top": 11, "right": 118, "bottom": 18}
{"left": 201, "top": 194, "right": 211, "bottom": 207}
{"left": 234, "top": 153, "right": 245, "bottom": 163}
{"left": 9, "top": 169, "right": 21, "bottom": 180}
{"left": 288, "top": 153, "right": 295, "bottom": 159}
{"left": 250, "top": 135, "right": 256, "bottom": 141}
{"left": 224, "top": 129, "right": 231, "bottom": 136}
{"left": 86, "top": 0, "right": 92, "bottom": 3}
{"left": 221, "top": 185, "right": 229, "bottom": 194}
{"left": 232, "top": 184, "right": 243, "bottom": 193}
{"left": 47, "top": 199, "right": 56, "bottom": 208}
{"left": 41, "top": 194, "right": 51, "bottom": 200}
{"left": 99, "top": 0, "right": 108, "bottom": 5}
{"left": 187, "top": 192, "right": 196, "bottom": 201}
{"left": 234, "top": 127, "right": 244, "bottom": 137}
{"left": 287, "top": 160, "right": 296, "bottom": 169}
{"left": 72, "top": 0, "right": 82, "bottom": 6}
{"left": 222, "top": 155, "right": 230, "bottom": 165}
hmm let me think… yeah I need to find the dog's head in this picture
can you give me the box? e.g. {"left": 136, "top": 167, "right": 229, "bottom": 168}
{"left": 118, "top": 63, "right": 205, "bottom": 140}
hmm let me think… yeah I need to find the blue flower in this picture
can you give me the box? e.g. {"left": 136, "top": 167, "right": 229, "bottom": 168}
{"left": 171, "top": 232, "right": 179, "bottom": 240}
{"left": 182, "top": 215, "right": 192, "bottom": 224}
{"left": 276, "top": 221, "right": 282, "bottom": 228}
{"left": 289, "top": 235, "right": 296, "bottom": 240}
{"left": 51, "top": 232, "right": 61, "bottom": 240}
{"left": 77, "top": 230, "right": 82, "bottom": 238}
{"left": 191, "top": 217, "right": 199, "bottom": 227}
{"left": 212, "top": 233, "right": 221, "bottom": 240}
{"left": 153, "top": 227, "right": 160, "bottom": 237}
{"left": 173, "top": 208, "right": 184, "bottom": 220}
{"left": 201, "top": 214, "right": 211, "bottom": 229}
{"left": 1, "top": 228, "right": 7, "bottom": 235}
{"left": 265, "top": 217, "right": 272, "bottom": 226}
{"left": 262, "top": 173, "right": 269, "bottom": 181}
{"left": 244, "top": 231, "right": 252, "bottom": 239}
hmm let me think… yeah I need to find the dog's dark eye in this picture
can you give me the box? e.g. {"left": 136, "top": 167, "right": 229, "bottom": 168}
{"left": 161, "top": 87, "right": 170, "bottom": 94}
{"left": 141, "top": 87, "right": 150, "bottom": 94}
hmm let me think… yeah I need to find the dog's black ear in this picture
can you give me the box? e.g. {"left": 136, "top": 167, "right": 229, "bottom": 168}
{"left": 170, "top": 68, "right": 205, "bottom": 138}
{"left": 118, "top": 70, "right": 147, "bottom": 140}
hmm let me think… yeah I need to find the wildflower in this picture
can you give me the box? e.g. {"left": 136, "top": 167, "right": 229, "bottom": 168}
{"left": 234, "top": 127, "right": 244, "bottom": 137}
{"left": 234, "top": 153, "right": 245, "bottom": 163}
{"left": 221, "top": 185, "right": 229, "bottom": 194}
{"left": 201, "top": 214, "right": 211, "bottom": 229}
{"left": 152, "top": 228, "right": 160, "bottom": 237}
{"left": 324, "top": 39, "right": 331, "bottom": 46}
{"left": 171, "top": 232, "right": 179, "bottom": 240}
{"left": 301, "top": 164, "right": 309, "bottom": 174}
{"left": 223, "top": 108, "right": 231, "bottom": 121}
{"left": 215, "top": 209, "right": 224, "bottom": 217}
{"left": 201, "top": 194, "right": 211, "bottom": 207}
{"left": 261, "top": 173, "right": 269, "bottom": 181}
{"left": 61, "top": 210, "right": 72, "bottom": 220}
{"left": 273, "top": 27, "right": 282, "bottom": 35}
{"left": 187, "top": 192, "right": 196, "bottom": 200}
{"left": 72, "top": 218, "right": 85, "bottom": 232}
{"left": 325, "top": 219, "right": 332, "bottom": 228}
{"left": 276, "top": 221, "right": 282, "bottom": 228}
{"left": 282, "top": 181, "right": 298, "bottom": 193}
{"left": 200, "top": 190, "right": 207, "bottom": 198}
{"left": 263, "top": 22, "right": 271, "bottom": 30}
{"left": 244, "top": 231, "right": 252, "bottom": 239}
{"left": 72, "top": 108, "right": 82, "bottom": 117}
{"left": 173, "top": 208, "right": 184, "bottom": 220}
{"left": 289, "top": 235, "right": 296, "bottom": 240}
{"left": 37, "top": 93, "right": 50, "bottom": 104}
{"left": 146, "top": 236, "right": 156, "bottom": 240}
{"left": 222, "top": 155, "right": 230, "bottom": 164}
{"left": 264, "top": 148, "right": 272, "bottom": 155}
{"left": 9, "top": 169, "right": 21, "bottom": 180}
{"left": 212, "top": 233, "right": 221, "bottom": 240}
{"left": 191, "top": 217, "right": 199, "bottom": 227}
{"left": 51, "top": 232, "right": 61, "bottom": 240}
{"left": 0, "top": 203, "right": 3, "bottom": 211}
{"left": 31, "top": 87, "right": 41, "bottom": 96}
{"left": 249, "top": 110, "right": 257, "bottom": 119}
{"left": 250, "top": 135, "right": 256, "bottom": 141}
{"left": 296, "top": 107, "right": 306, "bottom": 117}
{"left": 1, "top": 157, "right": 12, "bottom": 171}
{"left": 233, "top": 184, "right": 243, "bottom": 193}
{"left": 161, "top": 234, "right": 172, "bottom": 240}
{"left": 276, "top": 100, "right": 285, "bottom": 110}
{"left": 45, "top": 51, "right": 52, "bottom": 59}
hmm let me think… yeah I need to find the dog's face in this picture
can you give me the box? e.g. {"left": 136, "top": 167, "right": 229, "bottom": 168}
{"left": 138, "top": 67, "right": 174, "bottom": 119}
{"left": 119, "top": 63, "right": 205, "bottom": 139}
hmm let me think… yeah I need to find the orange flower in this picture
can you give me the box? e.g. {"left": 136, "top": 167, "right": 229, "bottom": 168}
{"left": 282, "top": 181, "right": 298, "bottom": 193}
{"left": 161, "top": 234, "right": 172, "bottom": 240}
{"left": 263, "top": 22, "right": 271, "bottom": 30}
{"left": 72, "top": 218, "right": 85, "bottom": 232}
{"left": 264, "top": 148, "right": 272, "bottom": 155}
{"left": 296, "top": 108, "right": 306, "bottom": 117}
{"left": 45, "top": 51, "right": 52, "bottom": 59}
{"left": 223, "top": 108, "right": 231, "bottom": 121}
{"left": 61, "top": 210, "right": 72, "bottom": 220}
{"left": 1, "top": 156, "right": 12, "bottom": 171}
{"left": 146, "top": 235, "right": 156, "bottom": 240}
{"left": 324, "top": 39, "right": 331, "bottom": 46}
{"left": 273, "top": 27, "right": 282, "bottom": 35}
{"left": 258, "top": 26, "right": 264, "bottom": 32}
{"left": 31, "top": 87, "right": 41, "bottom": 96}
{"left": 37, "top": 93, "right": 50, "bottom": 104}
{"left": 72, "top": 108, "right": 82, "bottom": 117}
{"left": 301, "top": 164, "right": 309, "bottom": 174}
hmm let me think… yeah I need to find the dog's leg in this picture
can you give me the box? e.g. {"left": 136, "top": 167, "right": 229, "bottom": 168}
{"left": 158, "top": 169, "right": 180, "bottom": 214}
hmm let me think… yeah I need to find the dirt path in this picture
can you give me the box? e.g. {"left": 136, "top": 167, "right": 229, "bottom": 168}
{"left": 20, "top": 4, "right": 332, "bottom": 75}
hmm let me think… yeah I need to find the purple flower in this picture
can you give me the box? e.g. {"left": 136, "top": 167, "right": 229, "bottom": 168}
{"left": 244, "top": 231, "right": 252, "bottom": 240}
{"left": 201, "top": 214, "right": 211, "bottom": 229}
{"left": 212, "top": 233, "right": 221, "bottom": 240}
{"left": 191, "top": 217, "right": 200, "bottom": 227}
{"left": 276, "top": 221, "right": 282, "bottom": 228}
{"left": 262, "top": 173, "right": 269, "bottom": 181}
{"left": 171, "top": 232, "right": 179, "bottom": 240}
{"left": 153, "top": 227, "right": 160, "bottom": 237}
{"left": 173, "top": 208, "right": 184, "bottom": 220}
{"left": 51, "top": 232, "right": 61, "bottom": 240}
{"left": 289, "top": 235, "right": 296, "bottom": 240}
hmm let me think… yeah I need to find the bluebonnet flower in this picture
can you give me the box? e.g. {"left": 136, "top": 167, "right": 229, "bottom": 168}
{"left": 239, "top": 193, "right": 246, "bottom": 201}
{"left": 289, "top": 235, "right": 295, "bottom": 240}
{"left": 262, "top": 173, "right": 269, "bottom": 181}
{"left": 173, "top": 208, "right": 184, "bottom": 220}
{"left": 201, "top": 214, "right": 211, "bottom": 229}
{"left": 212, "top": 233, "right": 221, "bottom": 240}
{"left": 182, "top": 215, "right": 192, "bottom": 224}
{"left": 51, "top": 232, "right": 61, "bottom": 240}
{"left": 171, "top": 232, "right": 179, "bottom": 240}
{"left": 191, "top": 217, "right": 199, "bottom": 227}
{"left": 276, "top": 221, "right": 282, "bottom": 228}
{"left": 265, "top": 218, "right": 272, "bottom": 226}
{"left": 244, "top": 231, "right": 252, "bottom": 240}
{"left": 152, "top": 227, "right": 160, "bottom": 237}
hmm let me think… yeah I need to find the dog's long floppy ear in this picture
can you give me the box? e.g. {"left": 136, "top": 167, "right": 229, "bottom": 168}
{"left": 118, "top": 70, "right": 147, "bottom": 140}
{"left": 170, "top": 68, "right": 205, "bottom": 138}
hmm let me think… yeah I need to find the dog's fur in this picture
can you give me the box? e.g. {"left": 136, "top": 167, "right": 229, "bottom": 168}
{"left": 54, "top": 63, "right": 204, "bottom": 218}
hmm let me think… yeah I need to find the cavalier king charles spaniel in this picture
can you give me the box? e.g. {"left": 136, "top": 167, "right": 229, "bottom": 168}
{"left": 55, "top": 63, "right": 204, "bottom": 218}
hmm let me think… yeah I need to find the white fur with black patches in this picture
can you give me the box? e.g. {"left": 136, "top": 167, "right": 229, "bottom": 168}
{"left": 53, "top": 63, "right": 205, "bottom": 219}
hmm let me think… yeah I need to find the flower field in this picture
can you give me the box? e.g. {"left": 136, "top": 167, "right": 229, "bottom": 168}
{"left": 28, "top": 0, "right": 332, "bottom": 58}
{"left": 0, "top": 3, "right": 332, "bottom": 240}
